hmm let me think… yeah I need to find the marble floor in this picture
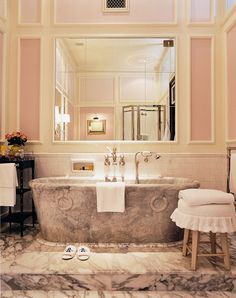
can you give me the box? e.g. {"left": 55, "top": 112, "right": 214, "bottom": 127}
{"left": 1, "top": 225, "right": 236, "bottom": 297}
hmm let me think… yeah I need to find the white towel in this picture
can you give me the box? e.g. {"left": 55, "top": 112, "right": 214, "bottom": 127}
{"left": 178, "top": 189, "right": 234, "bottom": 206}
{"left": 230, "top": 153, "right": 236, "bottom": 194}
{"left": 96, "top": 182, "right": 125, "bottom": 212}
{"left": 0, "top": 163, "right": 18, "bottom": 207}
{"left": 162, "top": 123, "right": 171, "bottom": 141}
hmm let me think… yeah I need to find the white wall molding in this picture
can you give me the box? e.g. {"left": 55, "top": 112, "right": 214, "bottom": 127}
{"left": 222, "top": 0, "right": 236, "bottom": 26}
{"left": 18, "top": 0, "right": 43, "bottom": 26}
{"left": 53, "top": 0, "right": 178, "bottom": 26}
{"left": 186, "top": 0, "right": 215, "bottom": 25}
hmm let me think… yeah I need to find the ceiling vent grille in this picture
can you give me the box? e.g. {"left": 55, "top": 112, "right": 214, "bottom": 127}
{"left": 103, "top": 0, "right": 129, "bottom": 12}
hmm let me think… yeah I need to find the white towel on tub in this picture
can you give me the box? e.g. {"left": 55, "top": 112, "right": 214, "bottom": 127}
{"left": 0, "top": 163, "right": 18, "bottom": 207}
{"left": 230, "top": 153, "right": 236, "bottom": 194}
{"left": 96, "top": 182, "right": 125, "bottom": 212}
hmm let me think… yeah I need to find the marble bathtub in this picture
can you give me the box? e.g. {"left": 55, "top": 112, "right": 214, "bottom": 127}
{"left": 29, "top": 177, "right": 199, "bottom": 243}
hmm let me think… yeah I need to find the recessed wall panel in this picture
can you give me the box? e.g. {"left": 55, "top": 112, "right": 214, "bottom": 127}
{"left": 19, "top": 39, "right": 40, "bottom": 140}
{"left": 55, "top": 0, "right": 175, "bottom": 24}
{"left": 0, "top": 32, "right": 3, "bottom": 139}
{"left": 227, "top": 24, "right": 236, "bottom": 141}
{"left": 79, "top": 76, "right": 114, "bottom": 103}
{"left": 190, "top": 38, "right": 212, "bottom": 141}
{"left": 19, "top": 0, "right": 41, "bottom": 24}
{"left": 190, "top": 0, "right": 211, "bottom": 23}
{"left": 119, "top": 74, "right": 155, "bottom": 102}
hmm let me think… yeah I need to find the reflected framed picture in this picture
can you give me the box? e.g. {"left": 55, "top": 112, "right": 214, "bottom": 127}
{"left": 87, "top": 120, "right": 106, "bottom": 135}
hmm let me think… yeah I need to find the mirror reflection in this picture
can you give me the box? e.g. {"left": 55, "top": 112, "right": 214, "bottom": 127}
{"left": 54, "top": 37, "right": 176, "bottom": 141}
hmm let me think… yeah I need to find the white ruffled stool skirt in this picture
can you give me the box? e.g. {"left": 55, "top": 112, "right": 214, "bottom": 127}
{"left": 171, "top": 199, "right": 236, "bottom": 270}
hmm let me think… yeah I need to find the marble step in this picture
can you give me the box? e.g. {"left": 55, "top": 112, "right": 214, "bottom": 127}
{"left": 1, "top": 250, "right": 236, "bottom": 292}
{"left": 0, "top": 290, "right": 234, "bottom": 298}
{"left": 1, "top": 227, "right": 236, "bottom": 293}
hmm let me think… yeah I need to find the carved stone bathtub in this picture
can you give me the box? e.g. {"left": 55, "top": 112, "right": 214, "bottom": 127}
{"left": 29, "top": 177, "right": 199, "bottom": 243}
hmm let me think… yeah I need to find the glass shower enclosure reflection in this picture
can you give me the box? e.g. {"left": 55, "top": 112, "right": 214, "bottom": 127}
{"left": 123, "top": 105, "right": 168, "bottom": 141}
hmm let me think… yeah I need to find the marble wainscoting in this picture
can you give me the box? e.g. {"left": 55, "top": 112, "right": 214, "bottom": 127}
{"left": 1, "top": 226, "right": 236, "bottom": 297}
{"left": 34, "top": 153, "right": 227, "bottom": 191}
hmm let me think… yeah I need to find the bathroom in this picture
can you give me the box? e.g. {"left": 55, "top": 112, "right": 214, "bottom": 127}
{"left": 0, "top": 0, "right": 236, "bottom": 297}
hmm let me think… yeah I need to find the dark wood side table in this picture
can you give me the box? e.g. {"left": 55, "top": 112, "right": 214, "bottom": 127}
{"left": 0, "top": 158, "right": 35, "bottom": 237}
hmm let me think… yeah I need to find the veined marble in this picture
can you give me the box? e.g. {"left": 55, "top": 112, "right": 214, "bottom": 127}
{"left": 0, "top": 290, "right": 234, "bottom": 298}
{"left": 29, "top": 177, "right": 199, "bottom": 243}
{"left": 1, "top": 226, "right": 236, "bottom": 293}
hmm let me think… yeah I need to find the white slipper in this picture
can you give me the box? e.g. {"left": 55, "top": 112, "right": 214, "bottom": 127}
{"left": 77, "top": 246, "right": 91, "bottom": 261}
{"left": 62, "top": 245, "right": 77, "bottom": 260}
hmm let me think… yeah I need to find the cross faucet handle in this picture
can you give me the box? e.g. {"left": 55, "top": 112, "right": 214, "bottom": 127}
{"left": 119, "top": 154, "right": 125, "bottom": 166}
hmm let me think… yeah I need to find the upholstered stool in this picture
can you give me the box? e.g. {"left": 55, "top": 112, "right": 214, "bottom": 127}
{"left": 171, "top": 189, "right": 236, "bottom": 270}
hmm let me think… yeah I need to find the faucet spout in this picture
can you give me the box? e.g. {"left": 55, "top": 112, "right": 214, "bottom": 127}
{"left": 135, "top": 151, "right": 161, "bottom": 184}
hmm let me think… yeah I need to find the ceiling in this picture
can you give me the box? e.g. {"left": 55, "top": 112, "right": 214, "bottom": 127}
{"left": 62, "top": 37, "right": 174, "bottom": 72}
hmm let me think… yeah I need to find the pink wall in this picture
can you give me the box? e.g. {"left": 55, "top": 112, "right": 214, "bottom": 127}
{"left": 20, "top": 39, "right": 40, "bottom": 140}
{"left": 190, "top": 38, "right": 212, "bottom": 141}
{"left": 20, "top": 0, "right": 41, "bottom": 23}
{"left": 80, "top": 107, "right": 114, "bottom": 140}
{"left": 0, "top": 32, "right": 3, "bottom": 138}
{"left": 55, "top": 0, "right": 174, "bottom": 24}
{"left": 227, "top": 24, "right": 236, "bottom": 140}
{"left": 190, "top": 0, "right": 211, "bottom": 22}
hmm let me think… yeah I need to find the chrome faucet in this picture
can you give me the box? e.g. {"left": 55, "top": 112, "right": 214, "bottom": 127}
{"left": 104, "top": 147, "right": 126, "bottom": 182}
{"left": 135, "top": 151, "right": 161, "bottom": 184}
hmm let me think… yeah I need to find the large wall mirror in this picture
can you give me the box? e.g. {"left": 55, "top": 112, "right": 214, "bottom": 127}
{"left": 54, "top": 37, "right": 176, "bottom": 142}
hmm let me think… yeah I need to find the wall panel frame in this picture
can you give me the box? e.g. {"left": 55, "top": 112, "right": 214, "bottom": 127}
{"left": 18, "top": 0, "right": 42, "bottom": 25}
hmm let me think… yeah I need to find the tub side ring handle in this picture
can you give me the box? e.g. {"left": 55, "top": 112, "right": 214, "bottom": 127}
{"left": 57, "top": 189, "right": 73, "bottom": 211}
{"left": 150, "top": 196, "right": 168, "bottom": 213}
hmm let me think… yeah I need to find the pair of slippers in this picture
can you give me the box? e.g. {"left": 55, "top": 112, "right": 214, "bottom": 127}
{"left": 62, "top": 245, "right": 90, "bottom": 261}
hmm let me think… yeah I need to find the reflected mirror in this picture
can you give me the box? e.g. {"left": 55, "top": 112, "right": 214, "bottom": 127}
{"left": 54, "top": 37, "right": 176, "bottom": 141}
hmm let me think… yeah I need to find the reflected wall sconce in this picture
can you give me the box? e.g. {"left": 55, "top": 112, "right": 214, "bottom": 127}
{"left": 61, "top": 114, "right": 71, "bottom": 123}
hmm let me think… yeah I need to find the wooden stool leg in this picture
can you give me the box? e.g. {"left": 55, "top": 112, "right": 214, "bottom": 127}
{"left": 183, "top": 229, "right": 190, "bottom": 256}
{"left": 210, "top": 232, "right": 216, "bottom": 253}
{"left": 220, "top": 233, "right": 230, "bottom": 270}
{"left": 191, "top": 230, "right": 199, "bottom": 270}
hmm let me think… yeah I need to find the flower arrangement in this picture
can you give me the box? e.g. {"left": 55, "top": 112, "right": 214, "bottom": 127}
{"left": 5, "top": 131, "right": 27, "bottom": 146}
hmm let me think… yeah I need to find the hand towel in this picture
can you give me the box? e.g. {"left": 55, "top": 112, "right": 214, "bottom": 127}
{"left": 178, "top": 188, "right": 234, "bottom": 206}
{"left": 0, "top": 163, "right": 18, "bottom": 207}
{"left": 230, "top": 153, "right": 236, "bottom": 194}
{"left": 96, "top": 182, "right": 125, "bottom": 212}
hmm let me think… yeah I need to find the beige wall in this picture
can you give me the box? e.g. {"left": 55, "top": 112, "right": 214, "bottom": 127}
{"left": 0, "top": 0, "right": 236, "bottom": 154}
